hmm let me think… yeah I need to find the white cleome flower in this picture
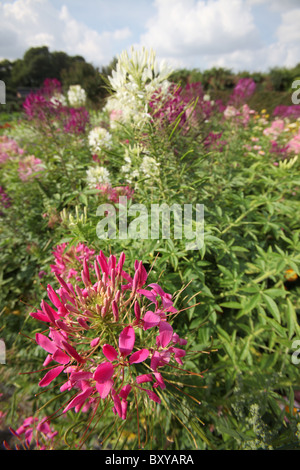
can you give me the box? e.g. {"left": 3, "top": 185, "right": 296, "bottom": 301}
{"left": 105, "top": 46, "right": 173, "bottom": 128}
{"left": 67, "top": 85, "right": 86, "bottom": 107}
{"left": 121, "top": 144, "right": 160, "bottom": 185}
{"left": 50, "top": 93, "right": 67, "bottom": 107}
{"left": 140, "top": 155, "right": 160, "bottom": 178}
{"left": 86, "top": 166, "right": 111, "bottom": 187}
{"left": 88, "top": 127, "right": 112, "bottom": 154}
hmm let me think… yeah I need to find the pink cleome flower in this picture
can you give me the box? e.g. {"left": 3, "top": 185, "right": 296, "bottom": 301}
{"left": 30, "top": 250, "right": 187, "bottom": 423}
{"left": 50, "top": 242, "right": 96, "bottom": 282}
{"left": 0, "top": 135, "right": 24, "bottom": 164}
{"left": 287, "top": 130, "right": 300, "bottom": 155}
{"left": 9, "top": 416, "right": 58, "bottom": 450}
{"left": 23, "top": 78, "right": 89, "bottom": 135}
{"left": 18, "top": 155, "right": 44, "bottom": 181}
{"left": 96, "top": 183, "right": 134, "bottom": 204}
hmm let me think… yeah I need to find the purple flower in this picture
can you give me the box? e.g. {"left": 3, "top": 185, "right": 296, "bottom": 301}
{"left": 228, "top": 78, "right": 256, "bottom": 107}
{"left": 63, "top": 107, "right": 90, "bottom": 134}
{"left": 273, "top": 105, "right": 300, "bottom": 120}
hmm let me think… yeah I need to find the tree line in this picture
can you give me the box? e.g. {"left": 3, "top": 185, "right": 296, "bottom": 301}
{"left": 1, "top": 45, "right": 300, "bottom": 112}
{"left": 0, "top": 46, "right": 116, "bottom": 111}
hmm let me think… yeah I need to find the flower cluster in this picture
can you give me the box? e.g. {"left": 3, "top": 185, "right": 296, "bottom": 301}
{"left": 18, "top": 155, "right": 44, "bottom": 181}
{"left": 259, "top": 116, "right": 300, "bottom": 161}
{"left": 23, "top": 90, "right": 61, "bottom": 122}
{"left": 105, "top": 46, "right": 172, "bottom": 128}
{"left": 30, "top": 249, "right": 187, "bottom": 423}
{"left": 42, "top": 78, "right": 62, "bottom": 99}
{"left": 50, "top": 242, "right": 96, "bottom": 282}
{"left": 88, "top": 127, "right": 113, "bottom": 155}
{"left": 203, "top": 131, "right": 227, "bottom": 152}
{"left": 273, "top": 105, "right": 300, "bottom": 120}
{"left": 149, "top": 83, "right": 186, "bottom": 126}
{"left": 120, "top": 144, "right": 160, "bottom": 186}
{"left": 227, "top": 78, "right": 256, "bottom": 107}
{"left": 23, "top": 79, "right": 89, "bottom": 135}
{"left": 0, "top": 135, "right": 24, "bottom": 164}
{"left": 86, "top": 165, "right": 111, "bottom": 188}
{"left": 149, "top": 82, "right": 219, "bottom": 131}
{"left": 96, "top": 183, "right": 134, "bottom": 204}
{"left": 224, "top": 103, "right": 255, "bottom": 127}
{"left": 67, "top": 85, "right": 87, "bottom": 108}
{"left": 287, "top": 130, "right": 300, "bottom": 155}
{"left": 63, "top": 107, "right": 90, "bottom": 135}
{"left": 9, "top": 416, "right": 58, "bottom": 450}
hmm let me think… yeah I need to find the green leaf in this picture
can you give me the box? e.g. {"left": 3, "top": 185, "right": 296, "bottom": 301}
{"left": 265, "top": 317, "right": 287, "bottom": 338}
{"left": 242, "top": 293, "right": 261, "bottom": 314}
{"left": 220, "top": 302, "right": 242, "bottom": 309}
{"left": 217, "top": 425, "right": 253, "bottom": 442}
{"left": 262, "top": 294, "right": 281, "bottom": 323}
{"left": 285, "top": 298, "right": 299, "bottom": 339}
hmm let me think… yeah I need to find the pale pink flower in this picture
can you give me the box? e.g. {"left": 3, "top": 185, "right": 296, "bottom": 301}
{"left": 0, "top": 136, "right": 24, "bottom": 164}
{"left": 18, "top": 155, "right": 44, "bottom": 181}
{"left": 263, "top": 119, "right": 285, "bottom": 138}
{"left": 287, "top": 131, "right": 300, "bottom": 154}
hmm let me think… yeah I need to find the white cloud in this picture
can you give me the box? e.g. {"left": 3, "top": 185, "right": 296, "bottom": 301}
{"left": 276, "top": 9, "right": 300, "bottom": 45}
{"left": 139, "top": 0, "right": 261, "bottom": 60}
{"left": 246, "top": 0, "right": 300, "bottom": 11}
{"left": 0, "top": 0, "right": 132, "bottom": 65}
{"left": 0, "top": 0, "right": 299, "bottom": 73}
{"left": 136, "top": 0, "right": 300, "bottom": 72}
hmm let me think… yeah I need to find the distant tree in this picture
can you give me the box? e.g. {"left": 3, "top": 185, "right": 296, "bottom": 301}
{"left": 14, "top": 46, "right": 53, "bottom": 87}
{"left": 201, "top": 67, "right": 234, "bottom": 91}
{"left": 0, "top": 59, "right": 13, "bottom": 84}
{"left": 269, "top": 66, "right": 293, "bottom": 92}
{"left": 61, "top": 60, "right": 109, "bottom": 108}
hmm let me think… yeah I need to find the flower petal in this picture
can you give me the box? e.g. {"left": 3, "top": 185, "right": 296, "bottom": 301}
{"left": 156, "top": 322, "right": 173, "bottom": 348}
{"left": 35, "top": 333, "right": 57, "bottom": 355}
{"left": 142, "top": 388, "right": 161, "bottom": 404}
{"left": 112, "top": 392, "right": 122, "bottom": 418}
{"left": 39, "top": 365, "right": 65, "bottom": 387}
{"left": 119, "top": 384, "right": 132, "bottom": 400}
{"left": 129, "top": 348, "right": 149, "bottom": 364}
{"left": 96, "top": 379, "right": 114, "bottom": 399}
{"left": 153, "top": 372, "right": 166, "bottom": 389}
{"left": 52, "top": 349, "right": 70, "bottom": 365}
{"left": 119, "top": 326, "right": 135, "bottom": 357}
{"left": 63, "top": 387, "right": 94, "bottom": 413}
{"left": 90, "top": 337, "right": 100, "bottom": 348}
{"left": 94, "top": 362, "right": 114, "bottom": 383}
{"left": 143, "top": 311, "right": 160, "bottom": 330}
{"left": 62, "top": 340, "right": 85, "bottom": 363}
{"left": 136, "top": 373, "right": 153, "bottom": 384}
{"left": 103, "top": 344, "right": 118, "bottom": 362}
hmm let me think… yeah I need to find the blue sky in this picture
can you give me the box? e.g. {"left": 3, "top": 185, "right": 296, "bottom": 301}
{"left": 1, "top": 0, "right": 300, "bottom": 72}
